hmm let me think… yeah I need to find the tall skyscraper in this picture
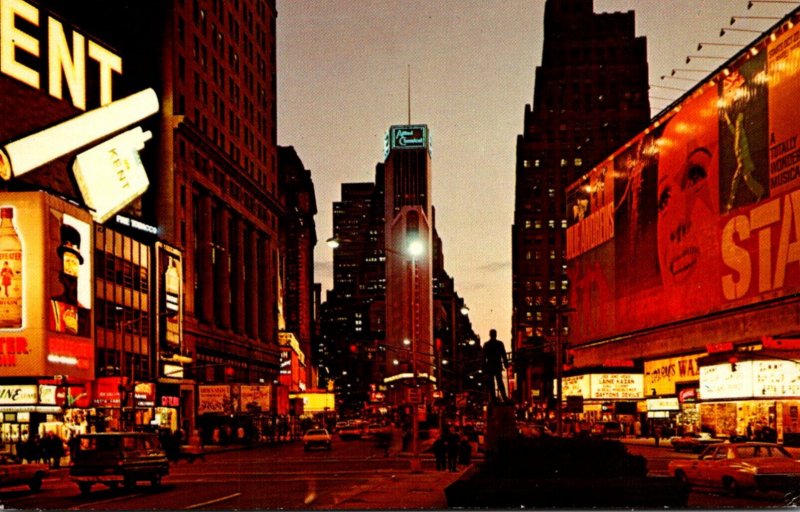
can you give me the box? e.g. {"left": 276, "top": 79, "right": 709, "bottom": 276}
{"left": 383, "top": 125, "right": 434, "bottom": 391}
{"left": 511, "top": 0, "right": 650, "bottom": 408}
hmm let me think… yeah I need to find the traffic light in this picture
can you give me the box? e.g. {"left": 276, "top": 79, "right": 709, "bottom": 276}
{"left": 349, "top": 344, "right": 358, "bottom": 354}
{"left": 729, "top": 355, "right": 738, "bottom": 372}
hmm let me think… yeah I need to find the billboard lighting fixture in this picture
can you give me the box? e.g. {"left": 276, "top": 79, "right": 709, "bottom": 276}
{"left": 748, "top": 1, "right": 800, "bottom": 9}
{"left": 721, "top": 27, "right": 763, "bottom": 36}
{"left": 697, "top": 42, "right": 741, "bottom": 50}
{"left": 686, "top": 55, "right": 727, "bottom": 64}
{"left": 731, "top": 15, "right": 781, "bottom": 25}
{"left": 671, "top": 68, "right": 713, "bottom": 76}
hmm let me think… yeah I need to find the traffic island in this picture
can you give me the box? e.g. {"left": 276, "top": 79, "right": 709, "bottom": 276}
{"left": 445, "top": 436, "right": 689, "bottom": 508}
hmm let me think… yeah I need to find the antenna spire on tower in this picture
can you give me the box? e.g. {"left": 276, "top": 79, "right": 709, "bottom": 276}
{"left": 407, "top": 64, "right": 411, "bottom": 125}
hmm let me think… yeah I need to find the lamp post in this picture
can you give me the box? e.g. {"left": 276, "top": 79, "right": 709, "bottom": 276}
{"left": 406, "top": 238, "right": 424, "bottom": 472}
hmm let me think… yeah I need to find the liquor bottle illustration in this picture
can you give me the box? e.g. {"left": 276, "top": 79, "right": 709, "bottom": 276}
{"left": 0, "top": 207, "right": 22, "bottom": 328}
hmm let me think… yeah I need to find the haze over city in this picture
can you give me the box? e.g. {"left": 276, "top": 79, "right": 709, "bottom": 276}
{"left": 277, "top": 0, "right": 799, "bottom": 347}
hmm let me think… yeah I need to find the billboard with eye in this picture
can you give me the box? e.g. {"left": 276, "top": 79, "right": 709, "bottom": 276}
{"left": 566, "top": 12, "right": 800, "bottom": 346}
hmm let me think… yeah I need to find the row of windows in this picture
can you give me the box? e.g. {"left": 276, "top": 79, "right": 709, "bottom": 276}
{"left": 522, "top": 325, "right": 569, "bottom": 340}
{"left": 523, "top": 158, "right": 583, "bottom": 168}
{"left": 95, "top": 299, "right": 151, "bottom": 338}
{"left": 94, "top": 250, "right": 149, "bottom": 293}
{"left": 523, "top": 276, "right": 568, "bottom": 292}
{"left": 523, "top": 219, "right": 568, "bottom": 230}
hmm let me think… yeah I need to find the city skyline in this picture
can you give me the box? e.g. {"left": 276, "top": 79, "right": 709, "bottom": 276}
{"left": 276, "top": 0, "right": 798, "bottom": 348}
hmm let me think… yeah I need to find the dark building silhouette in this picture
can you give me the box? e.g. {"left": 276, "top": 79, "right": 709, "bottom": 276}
{"left": 278, "top": 146, "right": 318, "bottom": 389}
{"left": 511, "top": 0, "right": 650, "bottom": 410}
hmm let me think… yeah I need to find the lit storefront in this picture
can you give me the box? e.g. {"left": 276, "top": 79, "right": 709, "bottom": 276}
{"left": 698, "top": 351, "right": 800, "bottom": 442}
{"left": 643, "top": 354, "right": 703, "bottom": 431}
{"left": 560, "top": 371, "right": 643, "bottom": 423}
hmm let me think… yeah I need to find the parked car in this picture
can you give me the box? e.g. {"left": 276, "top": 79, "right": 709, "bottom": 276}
{"left": 668, "top": 442, "right": 800, "bottom": 494}
{"left": 338, "top": 424, "right": 364, "bottom": 440}
{"left": 69, "top": 432, "right": 169, "bottom": 495}
{"left": 0, "top": 453, "right": 49, "bottom": 491}
{"left": 590, "top": 421, "right": 624, "bottom": 438}
{"left": 517, "top": 422, "right": 553, "bottom": 438}
{"left": 303, "top": 428, "right": 332, "bottom": 451}
{"left": 670, "top": 432, "right": 724, "bottom": 453}
{"left": 363, "top": 423, "right": 390, "bottom": 439}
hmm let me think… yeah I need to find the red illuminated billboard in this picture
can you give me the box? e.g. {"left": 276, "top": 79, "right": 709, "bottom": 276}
{"left": 567, "top": 17, "right": 800, "bottom": 345}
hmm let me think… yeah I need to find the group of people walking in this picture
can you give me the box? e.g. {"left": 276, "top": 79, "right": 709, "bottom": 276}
{"left": 16, "top": 431, "right": 66, "bottom": 468}
{"left": 432, "top": 428, "right": 471, "bottom": 472}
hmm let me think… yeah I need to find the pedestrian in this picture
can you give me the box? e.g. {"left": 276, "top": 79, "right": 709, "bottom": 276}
{"left": 16, "top": 438, "right": 27, "bottom": 463}
{"left": 432, "top": 434, "right": 447, "bottom": 471}
{"left": 48, "top": 432, "right": 64, "bottom": 468}
{"left": 634, "top": 420, "right": 641, "bottom": 438}
{"left": 654, "top": 425, "right": 661, "bottom": 447}
{"left": 25, "top": 434, "right": 42, "bottom": 463}
{"left": 458, "top": 435, "right": 472, "bottom": 467}
{"left": 446, "top": 429, "right": 460, "bottom": 472}
{"left": 746, "top": 422, "right": 753, "bottom": 440}
{"left": 68, "top": 433, "right": 80, "bottom": 462}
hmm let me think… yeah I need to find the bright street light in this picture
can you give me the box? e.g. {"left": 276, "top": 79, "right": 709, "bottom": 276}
{"left": 407, "top": 238, "right": 424, "bottom": 258}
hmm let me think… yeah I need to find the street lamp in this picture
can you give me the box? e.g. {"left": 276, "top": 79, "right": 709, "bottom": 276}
{"left": 405, "top": 236, "right": 424, "bottom": 472}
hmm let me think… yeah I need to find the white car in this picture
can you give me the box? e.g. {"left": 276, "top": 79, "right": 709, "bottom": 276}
{"left": 0, "top": 453, "right": 49, "bottom": 491}
{"left": 303, "top": 428, "right": 332, "bottom": 451}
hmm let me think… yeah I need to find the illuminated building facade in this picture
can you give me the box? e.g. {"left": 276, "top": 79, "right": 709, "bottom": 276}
{"left": 278, "top": 146, "right": 318, "bottom": 390}
{"left": 566, "top": 8, "right": 800, "bottom": 441}
{"left": 511, "top": 0, "right": 650, "bottom": 410}
{"left": 0, "top": 0, "right": 285, "bottom": 439}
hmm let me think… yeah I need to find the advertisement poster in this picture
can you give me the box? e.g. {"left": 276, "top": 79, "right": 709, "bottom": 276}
{"left": 567, "top": 21, "right": 800, "bottom": 345}
{"left": 47, "top": 210, "right": 92, "bottom": 337}
{"left": 198, "top": 385, "right": 230, "bottom": 415}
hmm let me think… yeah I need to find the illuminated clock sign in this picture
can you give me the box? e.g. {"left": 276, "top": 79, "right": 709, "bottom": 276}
{"left": 385, "top": 125, "right": 430, "bottom": 157}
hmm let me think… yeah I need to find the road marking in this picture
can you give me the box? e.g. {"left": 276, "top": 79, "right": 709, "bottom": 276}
{"left": 185, "top": 492, "right": 241, "bottom": 509}
{"left": 68, "top": 492, "right": 146, "bottom": 509}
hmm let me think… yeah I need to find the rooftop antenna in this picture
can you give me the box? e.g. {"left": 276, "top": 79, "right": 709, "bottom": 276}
{"left": 407, "top": 64, "right": 411, "bottom": 125}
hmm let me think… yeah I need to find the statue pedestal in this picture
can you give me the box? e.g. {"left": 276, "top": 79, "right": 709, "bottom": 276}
{"left": 485, "top": 401, "right": 516, "bottom": 453}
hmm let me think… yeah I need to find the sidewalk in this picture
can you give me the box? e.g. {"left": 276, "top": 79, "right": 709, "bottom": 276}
{"left": 319, "top": 463, "right": 468, "bottom": 510}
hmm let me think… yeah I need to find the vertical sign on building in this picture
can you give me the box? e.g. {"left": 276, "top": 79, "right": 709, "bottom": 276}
{"left": 155, "top": 242, "right": 183, "bottom": 365}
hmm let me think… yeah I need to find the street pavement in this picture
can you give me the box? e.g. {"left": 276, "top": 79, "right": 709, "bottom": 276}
{"left": 43, "top": 435, "right": 800, "bottom": 510}
{"left": 42, "top": 432, "right": 472, "bottom": 510}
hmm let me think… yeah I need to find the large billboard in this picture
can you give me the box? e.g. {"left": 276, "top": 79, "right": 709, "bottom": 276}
{"left": 567, "top": 15, "right": 800, "bottom": 345}
{"left": 0, "top": 191, "right": 93, "bottom": 379}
